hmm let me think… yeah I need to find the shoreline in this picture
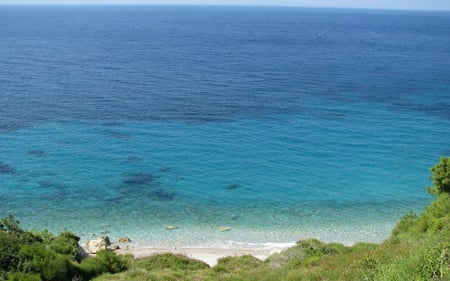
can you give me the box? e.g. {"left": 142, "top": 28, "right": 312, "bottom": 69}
{"left": 80, "top": 224, "right": 392, "bottom": 266}
{"left": 116, "top": 243, "right": 296, "bottom": 266}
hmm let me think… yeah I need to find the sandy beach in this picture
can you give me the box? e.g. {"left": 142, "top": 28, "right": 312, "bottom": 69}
{"left": 117, "top": 243, "right": 295, "bottom": 266}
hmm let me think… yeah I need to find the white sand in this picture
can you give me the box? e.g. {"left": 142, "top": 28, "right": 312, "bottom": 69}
{"left": 118, "top": 244, "right": 294, "bottom": 267}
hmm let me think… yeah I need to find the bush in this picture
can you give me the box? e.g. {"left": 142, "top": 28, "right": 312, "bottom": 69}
{"left": 389, "top": 211, "right": 419, "bottom": 243}
{"left": 47, "top": 232, "right": 80, "bottom": 259}
{"left": 0, "top": 215, "right": 23, "bottom": 234}
{"left": 135, "top": 253, "right": 208, "bottom": 271}
{"left": 7, "top": 272, "right": 41, "bottom": 281}
{"left": 428, "top": 156, "right": 450, "bottom": 196}
{"left": 0, "top": 230, "right": 20, "bottom": 273}
{"left": 0, "top": 215, "right": 130, "bottom": 281}
{"left": 421, "top": 242, "right": 450, "bottom": 280}
{"left": 266, "top": 245, "right": 305, "bottom": 269}
{"left": 17, "top": 244, "right": 73, "bottom": 281}
{"left": 214, "top": 255, "right": 262, "bottom": 273}
{"left": 78, "top": 250, "right": 129, "bottom": 279}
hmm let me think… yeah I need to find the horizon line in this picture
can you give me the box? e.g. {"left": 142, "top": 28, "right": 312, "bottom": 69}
{"left": 0, "top": 3, "right": 449, "bottom": 12}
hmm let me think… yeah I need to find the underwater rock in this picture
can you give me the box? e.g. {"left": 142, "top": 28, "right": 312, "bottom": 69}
{"left": 29, "top": 170, "right": 59, "bottom": 177}
{"left": 150, "top": 189, "right": 176, "bottom": 202}
{"left": 0, "top": 162, "right": 15, "bottom": 174}
{"left": 121, "top": 173, "right": 176, "bottom": 201}
{"left": 123, "top": 173, "right": 157, "bottom": 186}
{"left": 159, "top": 166, "right": 173, "bottom": 173}
{"left": 86, "top": 236, "right": 111, "bottom": 254}
{"left": 27, "top": 150, "right": 46, "bottom": 157}
{"left": 220, "top": 226, "right": 231, "bottom": 232}
{"left": 38, "top": 181, "right": 65, "bottom": 189}
{"left": 230, "top": 214, "right": 239, "bottom": 220}
{"left": 126, "top": 156, "right": 144, "bottom": 163}
{"left": 226, "top": 183, "right": 239, "bottom": 190}
{"left": 118, "top": 237, "right": 131, "bottom": 243}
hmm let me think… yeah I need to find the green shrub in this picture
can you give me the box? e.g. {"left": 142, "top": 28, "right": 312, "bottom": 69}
{"left": 79, "top": 250, "right": 129, "bottom": 279}
{"left": 422, "top": 193, "right": 450, "bottom": 233}
{"left": 428, "top": 156, "right": 450, "bottom": 196}
{"left": 47, "top": 232, "right": 80, "bottom": 259}
{"left": 214, "top": 255, "right": 262, "bottom": 274}
{"left": 96, "top": 250, "right": 129, "bottom": 274}
{"left": 0, "top": 215, "right": 23, "bottom": 235}
{"left": 266, "top": 245, "right": 305, "bottom": 269}
{"left": 0, "top": 231, "right": 20, "bottom": 273}
{"left": 420, "top": 242, "right": 450, "bottom": 280}
{"left": 79, "top": 256, "right": 110, "bottom": 278}
{"left": 7, "top": 272, "right": 41, "bottom": 281}
{"left": 135, "top": 253, "right": 208, "bottom": 271}
{"left": 17, "top": 244, "right": 72, "bottom": 281}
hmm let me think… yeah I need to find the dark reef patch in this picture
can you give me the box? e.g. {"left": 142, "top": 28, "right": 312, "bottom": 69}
{"left": 38, "top": 181, "right": 65, "bottom": 189}
{"left": 28, "top": 170, "right": 60, "bottom": 177}
{"left": 126, "top": 156, "right": 144, "bottom": 163}
{"left": 159, "top": 166, "right": 173, "bottom": 173}
{"left": 28, "top": 150, "right": 46, "bottom": 157}
{"left": 150, "top": 189, "right": 176, "bottom": 202}
{"left": 123, "top": 173, "right": 157, "bottom": 186}
{"left": 0, "top": 162, "right": 16, "bottom": 174}
{"left": 121, "top": 172, "right": 176, "bottom": 202}
{"left": 226, "top": 183, "right": 239, "bottom": 190}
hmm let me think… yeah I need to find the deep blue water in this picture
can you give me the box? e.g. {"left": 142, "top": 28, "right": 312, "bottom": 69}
{"left": 1, "top": 6, "right": 450, "bottom": 246}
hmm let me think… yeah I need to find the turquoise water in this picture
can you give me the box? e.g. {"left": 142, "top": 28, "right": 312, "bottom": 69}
{"left": 2, "top": 96, "right": 449, "bottom": 246}
{"left": 1, "top": 6, "right": 450, "bottom": 247}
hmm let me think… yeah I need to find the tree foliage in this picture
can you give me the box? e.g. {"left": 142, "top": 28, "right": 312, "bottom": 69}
{"left": 428, "top": 156, "right": 450, "bottom": 196}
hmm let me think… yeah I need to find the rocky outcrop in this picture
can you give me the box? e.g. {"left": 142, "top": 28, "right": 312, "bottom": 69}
{"left": 85, "top": 236, "right": 111, "bottom": 254}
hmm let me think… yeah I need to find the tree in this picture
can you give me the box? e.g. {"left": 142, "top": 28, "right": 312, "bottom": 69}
{"left": 428, "top": 156, "right": 450, "bottom": 196}
{"left": 0, "top": 214, "right": 23, "bottom": 234}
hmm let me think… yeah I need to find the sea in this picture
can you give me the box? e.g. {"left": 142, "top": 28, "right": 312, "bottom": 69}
{"left": 1, "top": 5, "right": 449, "bottom": 248}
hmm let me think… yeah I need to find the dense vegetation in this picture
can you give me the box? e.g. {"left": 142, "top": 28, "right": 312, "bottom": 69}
{"left": 1, "top": 157, "right": 449, "bottom": 280}
{"left": 0, "top": 217, "right": 131, "bottom": 281}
